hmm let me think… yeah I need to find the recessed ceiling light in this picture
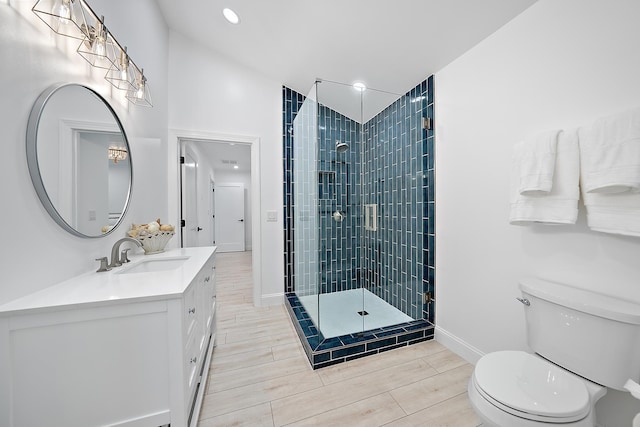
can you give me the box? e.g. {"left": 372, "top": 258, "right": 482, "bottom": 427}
{"left": 353, "top": 82, "right": 367, "bottom": 92}
{"left": 222, "top": 8, "right": 240, "bottom": 24}
{"left": 233, "top": 165, "right": 239, "bottom": 169}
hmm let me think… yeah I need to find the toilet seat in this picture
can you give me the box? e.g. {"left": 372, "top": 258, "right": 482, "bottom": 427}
{"left": 473, "top": 351, "right": 591, "bottom": 423}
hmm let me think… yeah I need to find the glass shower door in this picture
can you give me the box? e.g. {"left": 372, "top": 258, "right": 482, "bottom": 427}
{"left": 292, "top": 83, "right": 320, "bottom": 326}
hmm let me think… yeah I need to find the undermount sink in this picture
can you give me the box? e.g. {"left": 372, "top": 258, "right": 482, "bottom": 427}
{"left": 118, "top": 257, "right": 189, "bottom": 274}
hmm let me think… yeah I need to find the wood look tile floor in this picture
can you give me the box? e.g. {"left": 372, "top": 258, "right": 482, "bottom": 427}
{"left": 199, "top": 251, "right": 482, "bottom": 427}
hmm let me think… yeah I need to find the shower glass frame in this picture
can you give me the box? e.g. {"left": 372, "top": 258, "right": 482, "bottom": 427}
{"left": 292, "top": 78, "right": 427, "bottom": 344}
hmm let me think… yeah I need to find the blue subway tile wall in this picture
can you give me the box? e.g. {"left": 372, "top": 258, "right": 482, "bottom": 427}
{"left": 317, "top": 104, "right": 362, "bottom": 293}
{"left": 361, "top": 77, "right": 435, "bottom": 322}
{"left": 292, "top": 94, "right": 320, "bottom": 297}
{"left": 282, "top": 76, "right": 436, "bottom": 368}
{"left": 426, "top": 75, "right": 435, "bottom": 323}
{"left": 283, "top": 87, "right": 306, "bottom": 293}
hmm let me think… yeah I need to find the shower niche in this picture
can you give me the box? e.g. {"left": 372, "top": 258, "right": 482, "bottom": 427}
{"left": 283, "top": 77, "right": 436, "bottom": 369}
{"left": 318, "top": 161, "right": 350, "bottom": 215}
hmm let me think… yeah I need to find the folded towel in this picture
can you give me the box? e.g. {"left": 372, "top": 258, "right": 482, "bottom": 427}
{"left": 581, "top": 192, "right": 640, "bottom": 237}
{"left": 578, "top": 106, "right": 640, "bottom": 194}
{"left": 517, "top": 130, "right": 560, "bottom": 196}
{"left": 510, "top": 130, "right": 579, "bottom": 225}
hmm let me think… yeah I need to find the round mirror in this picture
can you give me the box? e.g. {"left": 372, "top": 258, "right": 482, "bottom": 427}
{"left": 26, "top": 83, "right": 132, "bottom": 238}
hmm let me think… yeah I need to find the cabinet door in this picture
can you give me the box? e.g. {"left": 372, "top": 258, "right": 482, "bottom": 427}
{"left": 198, "top": 258, "right": 215, "bottom": 362}
{"left": 4, "top": 302, "right": 171, "bottom": 427}
{"left": 182, "top": 283, "right": 200, "bottom": 409}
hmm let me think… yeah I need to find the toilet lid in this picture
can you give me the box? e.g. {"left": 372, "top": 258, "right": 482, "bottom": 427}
{"left": 474, "top": 351, "right": 590, "bottom": 420}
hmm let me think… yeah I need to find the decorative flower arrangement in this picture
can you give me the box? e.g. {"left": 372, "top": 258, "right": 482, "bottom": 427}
{"left": 128, "top": 218, "right": 175, "bottom": 254}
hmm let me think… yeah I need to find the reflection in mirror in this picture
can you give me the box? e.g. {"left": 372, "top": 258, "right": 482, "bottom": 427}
{"left": 27, "top": 84, "right": 132, "bottom": 238}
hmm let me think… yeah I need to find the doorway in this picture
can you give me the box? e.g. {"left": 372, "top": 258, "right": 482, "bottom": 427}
{"left": 179, "top": 138, "right": 252, "bottom": 252}
{"left": 181, "top": 145, "right": 200, "bottom": 247}
{"left": 169, "top": 130, "right": 262, "bottom": 306}
{"left": 215, "top": 183, "right": 245, "bottom": 252}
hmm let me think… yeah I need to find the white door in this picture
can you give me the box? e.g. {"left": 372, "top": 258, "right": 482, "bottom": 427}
{"left": 182, "top": 147, "right": 200, "bottom": 247}
{"left": 215, "top": 184, "right": 245, "bottom": 252}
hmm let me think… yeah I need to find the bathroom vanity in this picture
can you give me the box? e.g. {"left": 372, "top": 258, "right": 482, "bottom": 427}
{"left": 0, "top": 247, "right": 216, "bottom": 427}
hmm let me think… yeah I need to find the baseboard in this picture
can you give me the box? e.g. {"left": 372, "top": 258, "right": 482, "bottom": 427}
{"left": 261, "top": 292, "right": 284, "bottom": 306}
{"left": 435, "top": 326, "right": 485, "bottom": 365}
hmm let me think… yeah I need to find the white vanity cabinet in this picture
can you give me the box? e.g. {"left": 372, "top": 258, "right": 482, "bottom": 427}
{"left": 0, "top": 247, "right": 217, "bottom": 427}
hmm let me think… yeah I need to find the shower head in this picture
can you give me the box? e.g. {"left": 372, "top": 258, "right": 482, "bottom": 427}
{"left": 335, "top": 140, "right": 349, "bottom": 153}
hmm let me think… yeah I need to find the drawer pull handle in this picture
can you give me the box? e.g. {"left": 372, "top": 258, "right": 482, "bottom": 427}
{"left": 190, "top": 357, "right": 197, "bottom": 364}
{"left": 188, "top": 307, "right": 196, "bottom": 314}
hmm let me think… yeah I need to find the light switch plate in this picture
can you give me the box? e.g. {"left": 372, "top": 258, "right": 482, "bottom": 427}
{"left": 266, "top": 210, "right": 277, "bottom": 222}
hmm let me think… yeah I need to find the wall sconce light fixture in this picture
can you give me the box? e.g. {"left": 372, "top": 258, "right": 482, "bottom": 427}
{"left": 32, "top": 0, "right": 89, "bottom": 40}
{"left": 76, "top": 16, "right": 118, "bottom": 70}
{"left": 125, "top": 68, "right": 152, "bottom": 107}
{"left": 32, "top": 0, "right": 152, "bottom": 107}
{"left": 105, "top": 46, "right": 135, "bottom": 90}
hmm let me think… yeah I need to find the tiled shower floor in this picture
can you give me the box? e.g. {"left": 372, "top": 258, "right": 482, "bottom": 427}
{"left": 298, "top": 289, "right": 413, "bottom": 338}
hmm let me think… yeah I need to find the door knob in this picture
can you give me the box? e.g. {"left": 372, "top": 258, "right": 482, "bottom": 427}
{"left": 238, "top": 219, "right": 244, "bottom": 222}
{"left": 197, "top": 227, "right": 203, "bottom": 231}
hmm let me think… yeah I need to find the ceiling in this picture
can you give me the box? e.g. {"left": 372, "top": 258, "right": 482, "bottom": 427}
{"left": 186, "top": 140, "right": 252, "bottom": 173}
{"left": 156, "top": 0, "right": 537, "bottom": 121}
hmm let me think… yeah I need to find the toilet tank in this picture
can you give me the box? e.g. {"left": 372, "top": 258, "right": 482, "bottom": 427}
{"left": 519, "top": 277, "right": 640, "bottom": 391}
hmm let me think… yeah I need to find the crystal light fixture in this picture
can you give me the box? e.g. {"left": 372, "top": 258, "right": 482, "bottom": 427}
{"left": 108, "top": 146, "right": 128, "bottom": 163}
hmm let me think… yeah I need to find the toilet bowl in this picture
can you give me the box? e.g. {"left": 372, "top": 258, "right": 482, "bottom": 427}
{"left": 467, "top": 278, "right": 640, "bottom": 427}
{"left": 468, "top": 351, "right": 605, "bottom": 426}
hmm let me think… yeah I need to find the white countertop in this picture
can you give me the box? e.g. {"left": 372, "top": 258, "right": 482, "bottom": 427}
{"left": 0, "top": 247, "right": 216, "bottom": 316}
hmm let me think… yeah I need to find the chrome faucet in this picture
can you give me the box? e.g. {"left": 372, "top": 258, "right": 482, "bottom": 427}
{"left": 109, "top": 237, "right": 142, "bottom": 268}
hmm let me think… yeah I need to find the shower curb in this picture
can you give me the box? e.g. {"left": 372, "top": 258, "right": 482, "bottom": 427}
{"left": 285, "top": 293, "right": 435, "bottom": 369}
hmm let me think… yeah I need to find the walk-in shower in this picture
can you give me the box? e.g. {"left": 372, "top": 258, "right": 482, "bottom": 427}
{"left": 283, "top": 76, "right": 435, "bottom": 368}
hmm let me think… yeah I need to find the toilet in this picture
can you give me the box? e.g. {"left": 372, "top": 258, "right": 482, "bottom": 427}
{"left": 468, "top": 277, "right": 640, "bottom": 426}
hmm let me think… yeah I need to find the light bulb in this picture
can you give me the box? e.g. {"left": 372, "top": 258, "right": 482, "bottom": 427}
{"left": 93, "top": 37, "right": 105, "bottom": 57}
{"left": 52, "top": 0, "right": 71, "bottom": 23}
{"left": 92, "top": 18, "right": 107, "bottom": 58}
{"left": 136, "top": 82, "right": 144, "bottom": 99}
{"left": 119, "top": 49, "right": 129, "bottom": 81}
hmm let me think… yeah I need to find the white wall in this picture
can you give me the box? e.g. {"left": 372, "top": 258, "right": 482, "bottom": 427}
{"left": 167, "top": 31, "right": 283, "bottom": 305}
{"left": 0, "top": 0, "right": 169, "bottom": 305}
{"left": 214, "top": 169, "right": 253, "bottom": 250}
{"left": 435, "top": 0, "right": 640, "bottom": 424}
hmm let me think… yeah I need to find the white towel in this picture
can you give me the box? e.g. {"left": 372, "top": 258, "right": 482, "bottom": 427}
{"left": 581, "top": 169, "right": 640, "bottom": 237}
{"left": 510, "top": 130, "right": 579, "bottom": 225}
{"left": 581, "top": 192, "right": 640, "bottom": 237}
{"left": 517, "top": 130, "right": 560, "bottom": 196}
{"left": 578, "top": 106, "right": 640, "bottom": 194}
